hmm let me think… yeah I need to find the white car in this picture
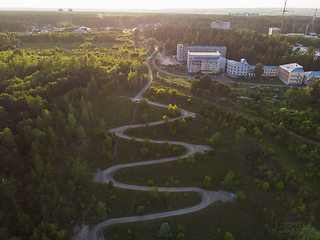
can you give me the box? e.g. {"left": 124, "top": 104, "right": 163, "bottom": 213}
{"left": 133, "top": 99, "right": 140, "bottom": 102}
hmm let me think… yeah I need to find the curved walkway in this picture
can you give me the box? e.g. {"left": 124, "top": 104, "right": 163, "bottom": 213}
{"left": 73, "top": 48, "right": 236, "bottom": 240}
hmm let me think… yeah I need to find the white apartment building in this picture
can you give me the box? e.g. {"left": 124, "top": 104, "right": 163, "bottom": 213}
{"left": 226, "top": 59, "right": 254, "bottom": 78}
{"left": 211, "top": 21, "right": 231, "bottom": 30}
{"left": 268, "top": 27, "right": 280, "bottom": 35}
{"left": 177, "top": 44, "right": 227, "bottom": 62}
{"left": 187, "top": 52, "right": 224, "bottom": 73}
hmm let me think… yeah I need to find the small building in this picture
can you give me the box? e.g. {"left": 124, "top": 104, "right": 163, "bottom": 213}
{"left": 262, "top": 66, "right": 279, "bottom": 77}
{"left": 211, "top": 21, "right": 230, "bottom": 30}
{"left": 73, "top": 27, "right": 91, "bottom": 34}
{"left": 278, "top": 63, "right": 304, "bottom": 84}
{"left": 292, "top": 45, "right": 308, "bottom": 54}
{"left": 226, "top": 59, "right": 254, "bottom": 78}
{"left": 187, "top": 52, "right": 222, "bottom": 74}
{"left": 303, "top": 71, "right": 320, "bottom": 86}
{"left": 268, "top": 27, "right": 280, "bottom": 35}
{"left": 177, "top": 44, "right": 227, "bottom": 62}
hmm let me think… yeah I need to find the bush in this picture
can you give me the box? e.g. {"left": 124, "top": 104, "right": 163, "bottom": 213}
{"left": 147, "top": 180, "right": 154, "bottom": 186}
{"left": 262, "top": 182, "right": 270, "bottom": 190}
{"left": 236, "top": 191, "right": 246, "bottom": 201}
{"left": 203, "top": 175, "right": 212, "bottom": 188}
{"left": 136, "top": 206, "right": 145, "bottom": 213}
{"left": 275, "top": 182, "right": 284, "bottom": 191}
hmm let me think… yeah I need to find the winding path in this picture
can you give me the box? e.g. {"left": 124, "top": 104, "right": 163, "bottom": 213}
{"left": 73, "top": 49, "right": 236, "bottom": 240}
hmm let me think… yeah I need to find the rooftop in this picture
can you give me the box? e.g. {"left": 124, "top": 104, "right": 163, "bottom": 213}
{"left": 280, "top": 63, "right": 304, "bottom": 72}
{"left": 263, "top": 66, "right": 279, "bottom": 70}
{"left": 304, "top": 71, "right": 320, "bottom": 77}
{"left": 188, "top": 52, "right": 221, "bottom": 57}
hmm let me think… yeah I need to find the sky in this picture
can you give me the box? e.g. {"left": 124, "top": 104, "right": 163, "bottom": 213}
{"left": 1, "top": 0, "right": 319, "bottom": 10}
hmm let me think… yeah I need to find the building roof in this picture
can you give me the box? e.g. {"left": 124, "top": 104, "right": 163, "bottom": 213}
{"left": 263, "top": 66, "right": 279, "bottom": 70}
{"left": 292, "top": 46, "right": 308, "bottom": 53}
{"left": 304, "top": 71, "right": 320, "bottom": 78}
{"left": 280, "top": 63, "right": 304, "bottom": 73}
{"left": 183, "top": 45, "right": 226, "bottom": 49}
{"left": 188, "top": 52, "right": 221, "bottom": 57}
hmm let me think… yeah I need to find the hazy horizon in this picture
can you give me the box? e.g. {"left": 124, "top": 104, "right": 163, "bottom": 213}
{"left": 0, "top": 0, "right": 319, "bottom": 11}
{"left": 0, "top": 7, "right": 318, "bottom": 17}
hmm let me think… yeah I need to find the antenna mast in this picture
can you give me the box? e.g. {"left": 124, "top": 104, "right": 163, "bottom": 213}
{"left": 280, "top": 0, "right": 288, "bottom": 33}
{"left": 310, "top": 9, "right": 317, "bottom": 35}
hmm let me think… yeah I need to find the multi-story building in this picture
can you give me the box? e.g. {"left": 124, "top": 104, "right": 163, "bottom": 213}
{"left": 187, "top": 52, "right": 224, "bottom": 74}
{"left": 226, "top": 59, "right": 255, "bottom": 78}
{"left": 268, "top": 27, "right": 280, "bottom": 35}
{"left": 278, "top": 63, "right": 305, "bottom": 84}
{"left": 211, "top": 21, "right": 231, "bottom": 30}
{"left": 177, "top": 44, "right": 227, "bottom": 62}
{"left": 303, "top": 71, "right": 320, "bottom": 86}
{"left": 262, "top": 66, "right": 279, "bottom": 77}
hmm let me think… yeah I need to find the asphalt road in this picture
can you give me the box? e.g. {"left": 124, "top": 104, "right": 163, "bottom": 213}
{"left": 72, "top": 48, "right": 236, "bottom": 240}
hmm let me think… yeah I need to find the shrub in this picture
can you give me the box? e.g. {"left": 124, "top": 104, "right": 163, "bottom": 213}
{"left": 236, "top": 191, "right": 246, "bottom": 201}
{"left": 262, "top": 182, "right": 270, "bottom": 190}
{"left": 147, "top": 180, "right": 154, "bottom": 186}
{"left": 275, "top": 182, "right": 284, "bottom": 191}
{"left": 203, "top": 175, "right": 212, "bottom": 188}
{"left": 136, "top": 206, "right": 145, "bottom": 213}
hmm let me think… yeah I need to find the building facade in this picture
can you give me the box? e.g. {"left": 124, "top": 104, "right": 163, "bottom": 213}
{"left": 268, "top": 27, "right": 280, "bottom": 35}
{"left": 262, "top": 66, "right": 279, "bottom": 77}
{"left": 187, "top": 52, "right": 223, "bottom": 73}
{"left": 303, "top": 71, "right": 320, "bottom": 86}
{"left": 278, "top": 63, "right": 305, "bottom": 84}
{"left": 177, "top": 44, "right": 227, "bottom": 62}
{"left": 211, "top": 21, "right": 231, "bottom": 30}
{"left": 226, "top": 59, "right": 254, "bottom": 78}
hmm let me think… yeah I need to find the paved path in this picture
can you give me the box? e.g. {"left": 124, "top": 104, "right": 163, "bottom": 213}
{"left": 73, "top": 48, "right": 236, "bottom": 240}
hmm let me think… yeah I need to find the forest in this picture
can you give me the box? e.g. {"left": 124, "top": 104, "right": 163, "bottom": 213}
{"left": 0, "top": 30, "right": 154, "bottom": 239}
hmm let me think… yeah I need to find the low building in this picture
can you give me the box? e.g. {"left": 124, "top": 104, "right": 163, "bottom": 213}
{"left": 229, "top": 13, "right": 258, "bottom": 17}
{"left": 226, "top": 59, "right": 254, "bottom": 78}
{"left": 211, "top": 21, "right": 230, "bottom": 30}
{"left": 278, "top": 63, "right": 304, "bottom": 84}
{"left": 73, "top": 27, "right": 91, "bottom": 34}
{"left": 177, "top": 44, "right": 227, "bottom": 62}
{"left": 187, "top": 52, "right": 223, "bottom": 74}
{"left": 268, "top": 27, "right": 280, "bottom": 35}
{"left": 303, "top": 71, "right": 320, "bottom": 86}
{"left": 292, "top": 45, "right": 309, "bottom": 54}
{"left": 262, "top": 66, "right": 279, "bottom": 77}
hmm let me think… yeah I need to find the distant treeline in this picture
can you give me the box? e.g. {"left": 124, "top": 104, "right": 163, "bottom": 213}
{"left": 0, "top": 12, "right": 319, "bottom": 35}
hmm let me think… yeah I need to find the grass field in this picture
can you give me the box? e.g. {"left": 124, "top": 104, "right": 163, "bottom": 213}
{"left": 79, "top": 184, "right": 202, "bottom": 228}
